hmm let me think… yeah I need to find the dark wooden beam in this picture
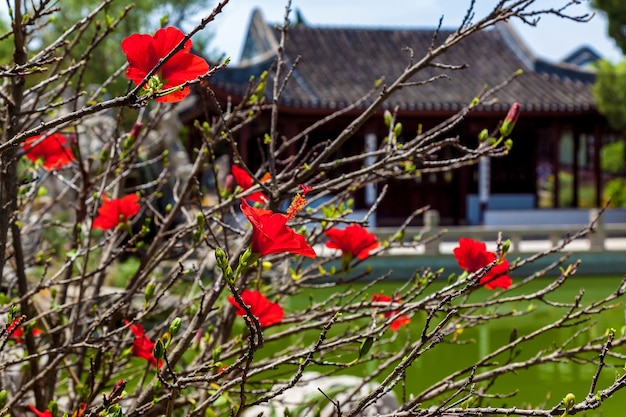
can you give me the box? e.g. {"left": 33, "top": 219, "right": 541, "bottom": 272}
{"left": 572, "top": 127, "right": 580, "bottom": 207}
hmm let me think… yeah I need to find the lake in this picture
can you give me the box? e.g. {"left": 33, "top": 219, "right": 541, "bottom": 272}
{"left": 280, "top": 275, "right": 626, "bottom": 416}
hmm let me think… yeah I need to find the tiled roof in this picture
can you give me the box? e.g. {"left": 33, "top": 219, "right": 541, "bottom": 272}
{"left": 210, "top": 10, "right": 598, "bottom": 113}
{"left": 560, "top": 45, "right": 603, "bottom": 67}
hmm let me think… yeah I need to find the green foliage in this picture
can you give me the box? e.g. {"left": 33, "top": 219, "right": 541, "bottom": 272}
{"left": 0, "top": 18, "right": 12, "bottom": 66}
{"left": 593, "top": 0, "right": 626, "bottom": 54}
{"left": 600, "top": 139, "right": 626, "bottom": 208}
{"left": 601, "top": 139, "right": 625, "bottom": 174}
{"left": 603, "top": 178, "right": 626, "bottom": 206}
{"left": 592, "top": 2, "right": 626, "bottom": 142}
{"left": 593, "top": 60, "right": 626, "bottom": 132}
{"left": 108, "top": 257, "right": 141, "bottom": 287}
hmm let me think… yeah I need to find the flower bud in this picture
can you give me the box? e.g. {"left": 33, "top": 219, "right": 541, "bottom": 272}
{"left": 225, "top": 265, "right": 234, "bottom": 283}
{"left": 563, "top": 393, "right": 575, "bottom": 412}
{"left": 383, "top": 110, "right": 393, "bottom": 127}
{"left": 478, "top": 129, "right": 489, "bottom": 142}
{"left": 224, "top": 174, "right": 235, "bottom": 193}
{"left": 200, "top": 121, "right": 211, "bottom": 137}
{"left": 153, "top": 339, "right": 165, "bottom": 359}
{"left": 393, "top": 122, "right": 402, "bottom": 138}
{"left": 196, "top": 212, "right": 205, "bottom": 228}
{"left": 501, "top": 239, "right": 511, "bottom": 255}
{"left": 214, "top": 247, "right": 228, "bottom": 269}
{"left": 500, "top": 102, "right": 520, "bottom": 137}
{"left": 144, "top": 281, "right": 156, "bottom": 303}
{"left": 169, "top": 317, "right": 182, "bottom": 337}
{"left": 193, "top": 228, "right": 202, "bottom": 243}
{"left": 239, "top": 246, "right": 260, "bottom": 267}
{"left": 161, "top": 332, "right": 171, "bottom": 348}
{"left": 129, "top": 122, "right": 143, "bottom": 141}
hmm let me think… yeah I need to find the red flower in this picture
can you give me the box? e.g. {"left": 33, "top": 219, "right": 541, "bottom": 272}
{"left": 231, "top": 165, "right": 268, "bottom": 203}
{"left": 6, "top": 318, "right": 43, "bottom": 343}
{"left": 122, "top": 27, "right": 209, "bottom": 103}
{"left": 126, "top": 321, "right": 161, "bottom": 368}
{"left": 22, "top": 133, "right": 74, "bottom": 170}
{"left": 479, "top": 255, "right": 513, "bottom": 290}
{"left": 240, "top": 188, "right": 316, "bottom": 258}
{"left": 372, "top": 293, "right": 411, "bottom": 331}
{"left": 453, "top": 238, "right": 491, "bottom": 273}
{"left": 325, "top": 224, "right": 379, "bottom": 260}
{"left": 227, "top": 290, "right": 284, "bottom": 327}
{"left": 27, "top": 405, "right": 52, "bottom": 417}
{"left": 93, "top": 194, "right": 140, "bottom": 231}
{"left": 453, "top": 238, "right": 512, "bottom": 290}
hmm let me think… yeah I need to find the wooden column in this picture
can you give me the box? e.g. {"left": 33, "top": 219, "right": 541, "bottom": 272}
{"left": 572, "top": 127, "right": 580, "bottom": 207}
{"left": 551, "top": 123, "right": 561, "bottom": 208}
{"left": 593, "top": 124, "right": 602, "bottom": 207}
{"left": 459, "top": 164, "right": 469, "bottom": 224}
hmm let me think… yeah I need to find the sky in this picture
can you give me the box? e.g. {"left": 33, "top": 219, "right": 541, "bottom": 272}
{"left": 205, "top": 0, "right": 623, "bottom": 65}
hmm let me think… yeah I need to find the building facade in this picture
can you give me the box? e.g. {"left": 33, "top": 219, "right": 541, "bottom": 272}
{"left": 187, "top": 9, "right": 611, "bottom": 226}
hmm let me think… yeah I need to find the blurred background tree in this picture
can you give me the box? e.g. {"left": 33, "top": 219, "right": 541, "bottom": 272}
{"left": 592, "top": 0, "right": 626, "bottom": 206}
{"left": 593, "top": 0, "right": 626, "bottom": 53}
{"left": 0, "top": 0, "right": 217, "bottom": 94}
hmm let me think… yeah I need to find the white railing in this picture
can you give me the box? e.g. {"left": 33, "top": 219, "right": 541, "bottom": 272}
{"left": 374, "top": 209, "right": 626, "bottom": 255}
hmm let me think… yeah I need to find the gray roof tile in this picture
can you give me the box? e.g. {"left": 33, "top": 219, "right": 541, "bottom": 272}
{"left": 210, "top": 11, "right": 597, "bottom": 113}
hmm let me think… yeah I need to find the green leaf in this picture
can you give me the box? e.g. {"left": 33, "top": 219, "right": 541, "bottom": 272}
{"left": 359, "top": 336, "right": 374, "bottom": 359}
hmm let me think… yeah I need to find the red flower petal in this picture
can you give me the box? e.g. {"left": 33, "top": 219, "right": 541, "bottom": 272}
{"left": 122, "top": 27, "right": 209, "bottom": 103}
{"left": 22, "top": 133, "right": 74, "bottom": 170}
{"left": 7, "top": 318, "right": 43, "bottom": 343}
{"left": 227, "top": 290, "right": 284, "bottom": 327}
{"left": 27, "top": 405, "right": 52, "bottom": 417}
{"left": 93, "top": 194, "right": 140, "bottom": 231}
{"left": 325, "top": 224, "right": 379, "bottom": 260}
{"left": 125, "top": 320, "right": 161, "bottom": 368}
{"left": 240, "top": 199, "right": 315, "bottom": 258}
{"left": 453, "top": 238, "right": 491, "bottom": 273}
{"left": 479, "top": 258, "right": 513, "bottom": 290}
{"left": 372, "top": 293, "right": 411, "bottom": 331}
{"left": 231, "top": 165, "right": 268, "bottom": 203}
{"left": 371, "top": 293, "right": 392, "bottom": 303}
{"left": 390, "top": 314, "right": 411, "bottom": 331}
{"left": 121, "top": 33, "right": 158, "bottom": 83}
{"left": 454, "top": 238, "right": 513, "bottom": 290}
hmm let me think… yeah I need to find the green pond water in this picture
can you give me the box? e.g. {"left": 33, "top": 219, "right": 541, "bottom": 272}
{"left": 275, "top": 276, "right": 626, "bottom": 416}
